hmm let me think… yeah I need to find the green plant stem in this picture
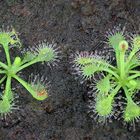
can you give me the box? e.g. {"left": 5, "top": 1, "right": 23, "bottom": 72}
{"left": 16, "top": 59, "right": 37, "bottom": 72}
{"left": 116, "top": 51, "right": 120, "bottom": 69}
{"left": 93, "top": 59, "right": 117, "bottom": 71}
{"left": 0, "top": 61, "right": 8, "bottom": 70}
{"left": 127, "top": 49, "right": 137, "bottom": 64}
{"left": 4, "top": 76, "right": 12, "bottom": 100}
{"left": 13, "top": 75, "right": 36, "bottom": 99}
{"left": 123, "top": 86, "right": 132, "bottom": 99}
{"left": 103, "top": 68, "right": 119, "bottom": 79}
{"left": 0, "top": 76, "right": 6, "bottom": 85}
{"left": 112, "top": 84, "right": 121, "bottom": 97}
{"left": 4, "top": 48, "right": 11, "bottom": 66}
{"left": 130, "top": 64, "right": 140, "bottom": 69}
{"left": 128, "top": 74, "right": 140, "bottom": 80}
{"left": 0, "top": 70, "right": 6, "bottom": 74}
{"left": 119, "top": 51, "right": 125, "bottom": 79}
{"left": 129, "top": 70, "right": 140, "bottom": 74}
{"left": 126, "top": 49, "right": 138, "bottom": 69}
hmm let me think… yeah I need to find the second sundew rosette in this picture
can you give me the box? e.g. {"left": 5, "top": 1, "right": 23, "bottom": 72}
{"left": 72, "top": 25, "right": 140, "bottom": 126}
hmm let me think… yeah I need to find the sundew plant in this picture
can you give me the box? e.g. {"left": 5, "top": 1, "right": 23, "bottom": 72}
{"left": 72, "top": 26, "right": 140, "bottom": 125}
{"left": 0, "top": 26, "right": 59, "bottom": 118}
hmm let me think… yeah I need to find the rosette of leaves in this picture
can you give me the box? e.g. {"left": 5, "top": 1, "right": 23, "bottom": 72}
{"left": 73, "top": 26, "right": 140, "bottom": 124}
{"left": 0, "top": 27, "right": 59, "bottom": 118}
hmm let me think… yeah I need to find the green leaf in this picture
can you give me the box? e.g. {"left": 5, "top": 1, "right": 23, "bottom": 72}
{"left": 0, "top": 28, "right": 21, "bottom": 49}
{"left": 76, "top": 57, "right": 94, "bottom": 66}
{"left": 81, "top": 63, "right": 98, "bottom": 78}
{"left": 79, "top": 56, "right": 110, "bottom": 78}
{"left": 123, "top": 97, "right": 140, "bottom": 122}
{"left": 96, "top": 76, "right": 111, "bottom": 94}
{"left": 0, "top": 96, "right": 13, "bottom": 115}
{"left": 108, "top": 32, "right": 125, "bottom": 50}
{"left": 37, "top": 46, "right": 56, "bottom": 62}
{"left": 14, "top": 75, "right": 48, "bottom": 101}
{"left": 30, "top": 82, "right": 48, "bottom": 101}
{"left": 95, "top": 94, "right": 114, "bottom": 116}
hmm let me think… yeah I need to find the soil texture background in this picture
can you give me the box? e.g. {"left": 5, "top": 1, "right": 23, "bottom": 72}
{"left": 0, "top": 0, "right": 140, "bottom": 140}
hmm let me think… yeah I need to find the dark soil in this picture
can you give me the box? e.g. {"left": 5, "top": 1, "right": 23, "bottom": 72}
{"left": 0, "top": 0, "right": 140, "bottom": 140}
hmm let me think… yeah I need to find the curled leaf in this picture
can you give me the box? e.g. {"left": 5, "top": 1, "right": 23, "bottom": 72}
{"left": 28, "top": 74, "right": 49, "bottom": 100}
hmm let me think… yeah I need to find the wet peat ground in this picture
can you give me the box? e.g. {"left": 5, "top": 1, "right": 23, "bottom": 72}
{"left": 0, "top": 0, "right": 140, "bottom": 140}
